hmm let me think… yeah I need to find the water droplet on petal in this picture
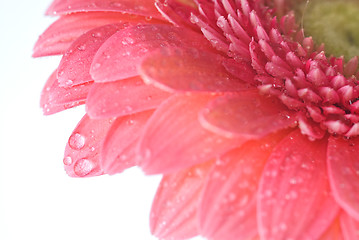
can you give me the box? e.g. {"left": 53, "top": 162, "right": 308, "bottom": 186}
{"left": 92, "top": 32, "right": 102, "bottom": 38}
{"left": 92, "top": 63, "right": 101, "bottom": 70}
{"left": 68, "top": 133, "right": 85, "bottom": 150}
{"left": 74, "top": 159, "right": 94, "bottom": 177}
{"left": 122, "top": 37, "right": 134, "bottom": 45}
{"left": 63, "top": 156, "right": 73, "bottom": 165}
{"left": 65, "top": 79, "right": 74, "bottom": 87}
{"left": 127, "top": 119, "right": 134, "bottom": 125}
{"left": 77, "top": 44, "right": 86, "bottom": 51}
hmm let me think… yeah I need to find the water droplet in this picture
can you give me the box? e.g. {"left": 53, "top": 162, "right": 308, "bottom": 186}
{"left": 92, "top": 63, "right": 101, "bottom": 70}
{"left": 92, "top": 32, "right": 102, "bottom": 38}
{"left": 127, "top": 119, "right": 134, "bottom": 125}
{"left": 63, "top": 156, "right": 73, "bottom": 165}
{"left": 121, "top": 36, "right": 134, "bottom": 45}
{"left": 65, "top": 79, "right": 74, "bottom": 87}
{"left": 68, "top": 133, "right": 85, "bottom": 150}
{"left": 77, "top": 44, "right": 86, "bottom": 51}
{"left": 217, "top": 21, "right": 224, "bottom": 29}
{"left": 145, "top": 16, "right": 153, "bottom": 21}
{"left": 74, "top": 159, "right": 94, "bottom": 177}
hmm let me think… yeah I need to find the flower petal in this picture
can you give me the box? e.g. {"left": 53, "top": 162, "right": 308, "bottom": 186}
{"left": 139, "top": 47, "right": 249, "bottom": 93}
{"left": 319, "top": 218, "right": 343, "bottom": 240}
{"left": 101, "top": 111, "right": 153, "bottom": 175}
{"left": 327, "top": 136, "right": 359, "bottom": 220}
{"left": 33, "top": 12, "right": 139, "bottom": 57}
{"left": 199, "top": 131, "right": 289, "bottom": 240}
{"left": 57, "top": 23, "right": 128, "bottom": 87}
{"left": 64, "top": 115, "right": 114, "bottom": 177}
{"left": 199, "top": 90, "right": 296, "bottom": 138}
{"left": 258, "top": 130, "right": 339, "bottom": 240}
{"left": 340, "top": 211, "right": 359, "bottom": 240}
{"left": 155, "top": 0, "right": 199, "bottom": 30}
{"left": 40, "top": 71, "right": 89, "bottom": 115}
{"left": 86, "top": 77, "right": 170, "bottom": 119}
{"left": 46, "top": 0, "right": 163, "bottom": 19}
{"left": 151, "top": 161, "right": 213, "bottom": 240}
{"left": 138, "top": 94, "right": 244, "bottom": 174}
{"left": 90, "top": 24, "right": 211, "bottom": 82}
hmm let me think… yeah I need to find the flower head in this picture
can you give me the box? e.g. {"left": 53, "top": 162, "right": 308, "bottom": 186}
{"left": 35, "top": 0, "right": 359, "bottom": 239}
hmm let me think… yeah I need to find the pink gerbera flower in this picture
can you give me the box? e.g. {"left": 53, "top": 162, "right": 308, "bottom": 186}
{"left": 34, "top": 0, "right": 359, "bottom": 239}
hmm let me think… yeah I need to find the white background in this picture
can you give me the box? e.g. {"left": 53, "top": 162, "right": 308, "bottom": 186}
{"left": 0, "top": 1, "right": 203, "bottom": 239}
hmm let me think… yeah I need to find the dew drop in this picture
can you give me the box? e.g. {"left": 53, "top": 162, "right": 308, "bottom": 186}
{"left": 92, "top": 32, "right": 102, "bottom": 38}
{"left": 77, "top": 44, "right": 86, "bottom": 51}
{"left": 126, "top": 119, "right": 134, "bottom": 125}
{"left": 217, "top": 21, "right": 225, "bottom": 29}
{"left": 68, "top": 133, "right": 85, "bottom": 150}
{"left": 74, "top": 159, "right": 94, "bottom": 177}
{"left": 65, "top": 79, "right": 74, "bottom": 87}
{"left": 92, "top": 63, "right": 101, "bottom": 70}
{"left": 63, "top": 156, "right": 73, "bottom": 165}
{"left": 122, "top": 36, "right": 134, "bottom": 45}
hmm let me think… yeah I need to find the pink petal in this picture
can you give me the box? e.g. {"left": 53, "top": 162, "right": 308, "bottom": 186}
{"left": 327, "top": 136, "right": 359, "bottom": 220}
{"left": 100, "top": 111, "right": 153, "bottom": 175}
{"left": 90, "top": 24, "right": 211, "bottom": 82}
{"left": 340, "top": 211, "right": 359, "bottom": 240}
{"left": 33, "top": 12, "right": 154, "bottom": 57}
{"left": 258, "top": 130, "right": 339, "bottom": 240}
{"left": 199, "top": 90, "right": 296, "bottom": 138}
{"left": 155, "top": 0, "right": 199, "bottom": 30}
{"left": 319, "top": 218, "right": 343, "bottom": 240}
{"left": 46, "top": 0, "right": 163, "bottom": 19}
{"left": 139, "top": 47, "right": 249, "bottom": 93}
{"left": 151, "top": 161, "right": 213, "bottom": 240}
{"left": 64, "top": 114, "right": 114, "bottom": 177}
{"left": 199, "top": 131, "right": 289, "bottom": 240}
{"left": 138, "top": 94, "right": 244, "bottom": 174}
{"left": 57, "top": 23, "right": 129, "bottom": 87}
{"left": 86, "top": 77, "right": 170, "bottom": 119}
{"left": 40, "top": 71, "right": 89, "bottom": 115}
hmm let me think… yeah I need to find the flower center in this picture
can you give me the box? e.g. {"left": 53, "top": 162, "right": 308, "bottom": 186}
{"left": 302, "top": 0, "right": 359, "bottom": 60}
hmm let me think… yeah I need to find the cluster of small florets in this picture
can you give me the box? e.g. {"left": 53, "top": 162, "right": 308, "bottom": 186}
{"left": 190, "top": 0, "right": 359, "bottom": 139}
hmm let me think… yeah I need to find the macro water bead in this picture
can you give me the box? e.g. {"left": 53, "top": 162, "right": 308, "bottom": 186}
{"left": 35, "top": 0, "right": 359, "bottom": 239}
